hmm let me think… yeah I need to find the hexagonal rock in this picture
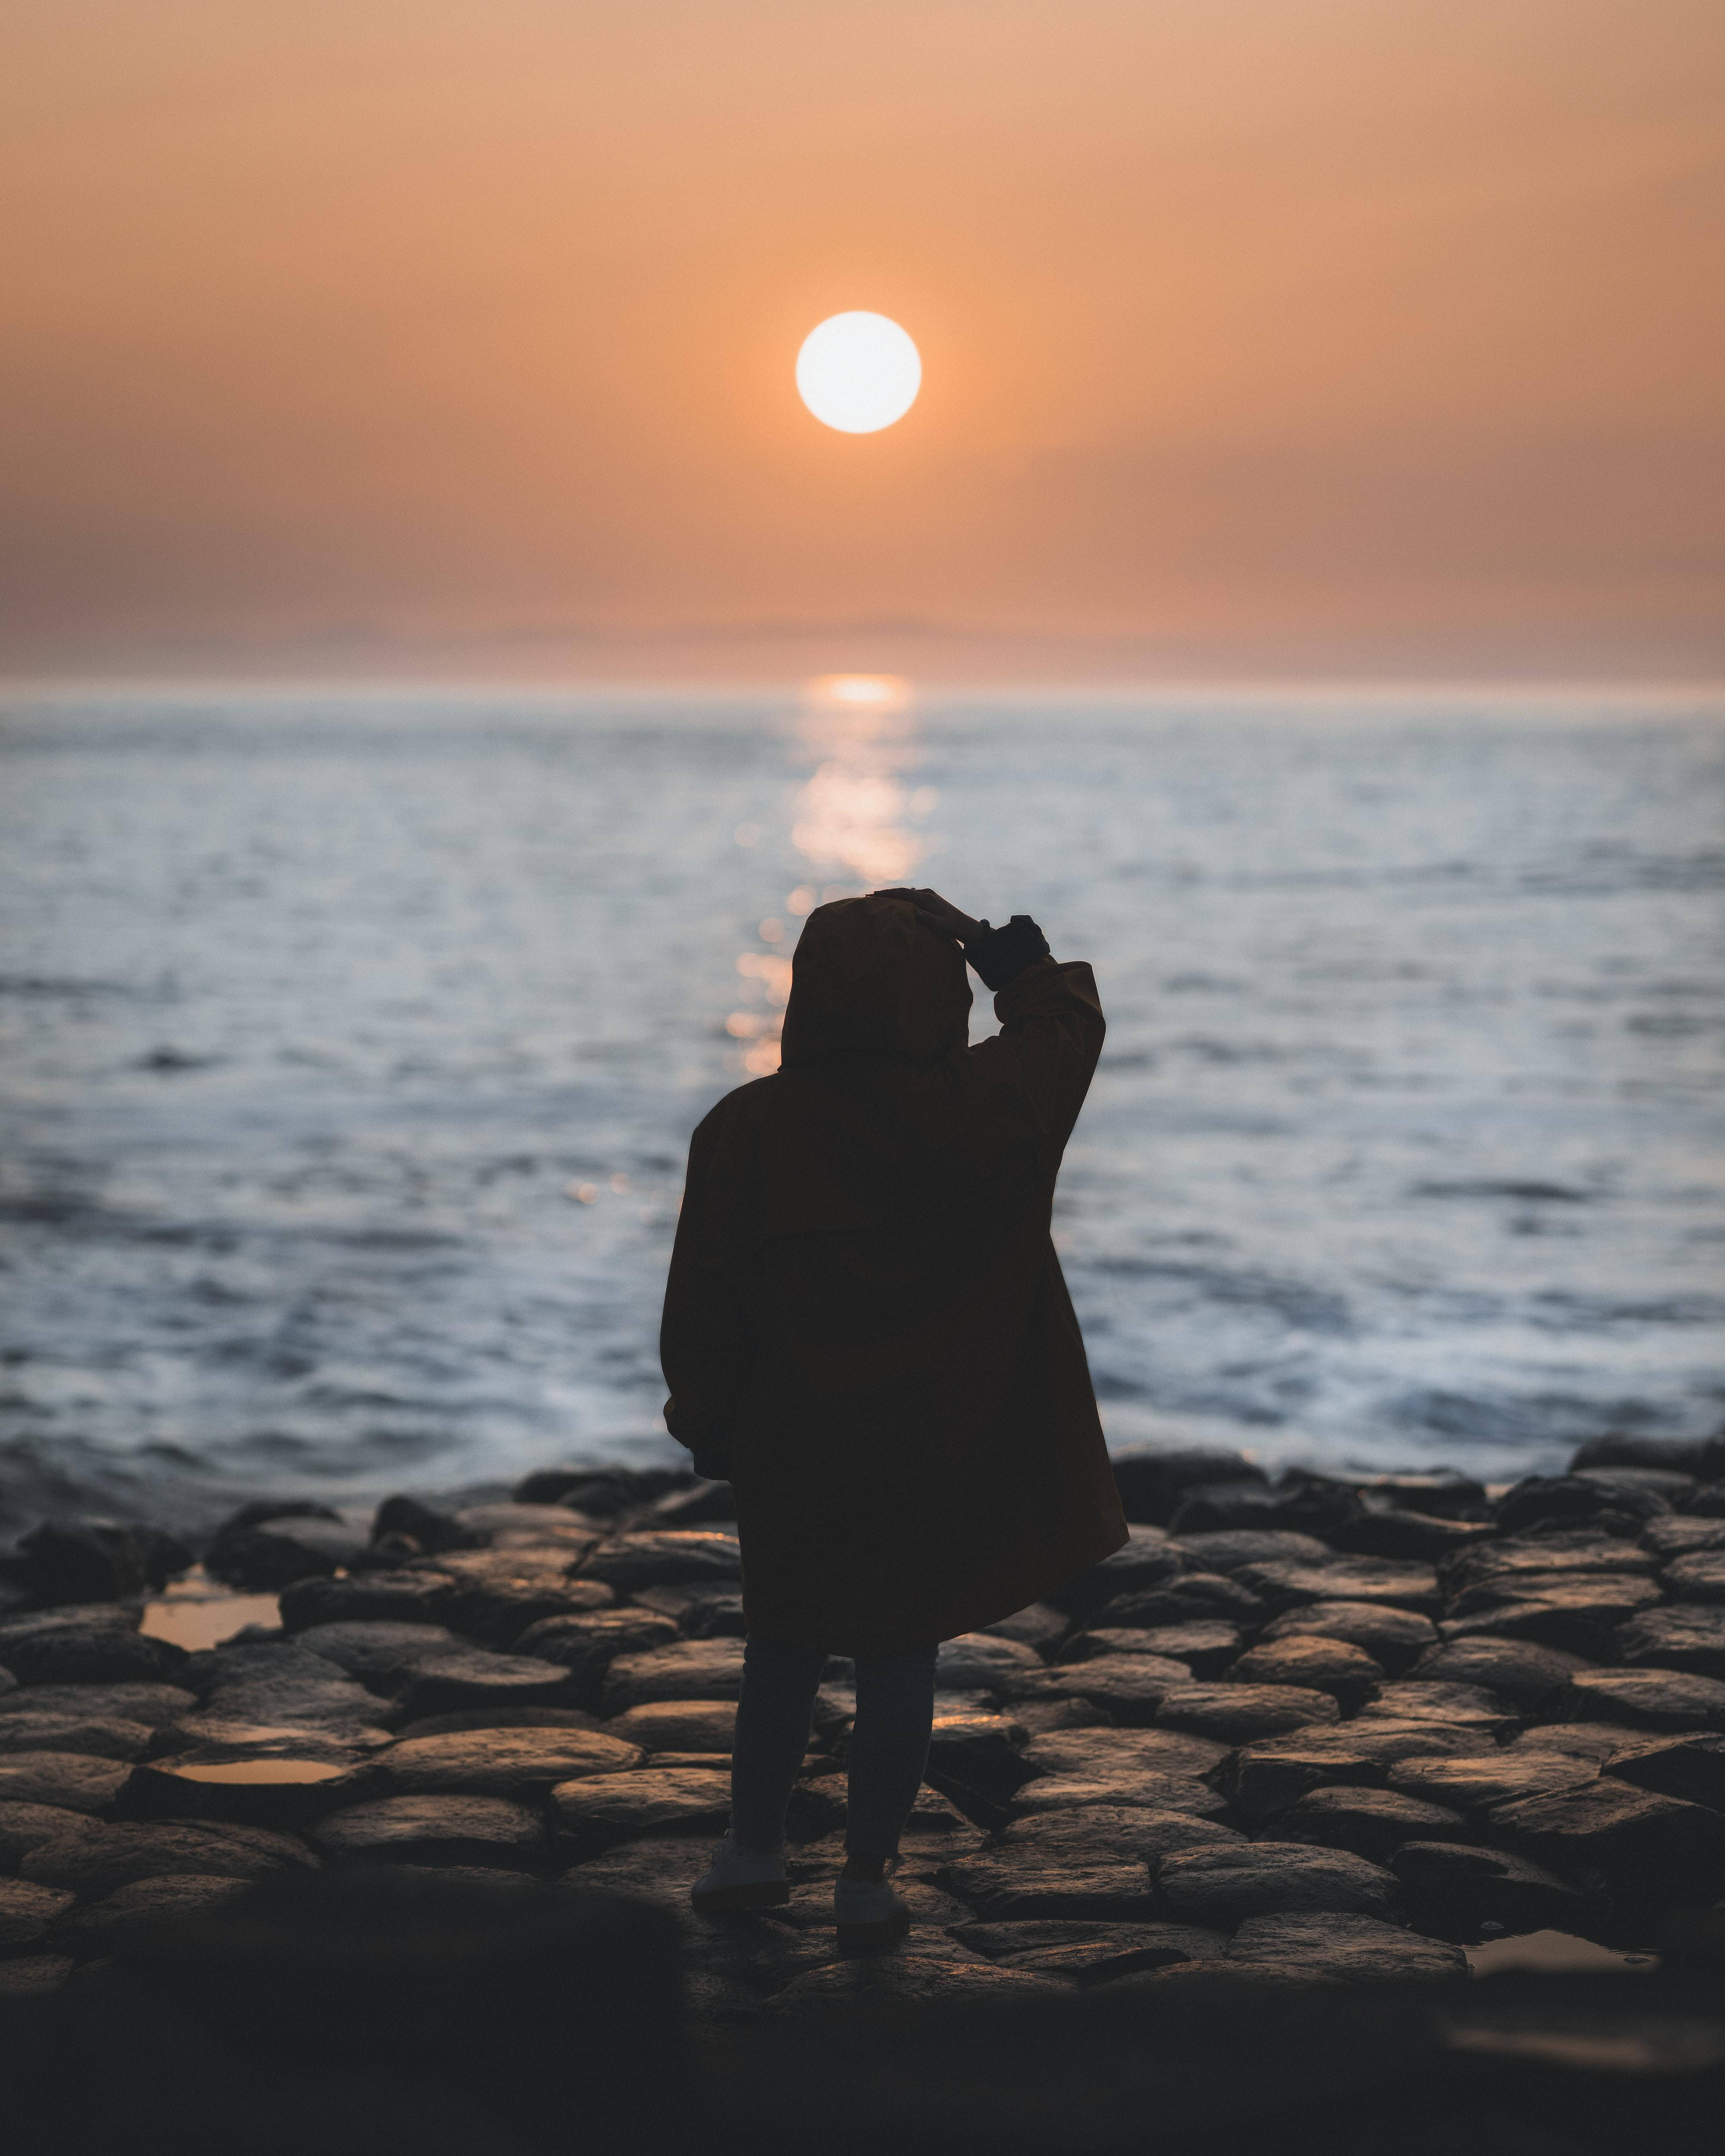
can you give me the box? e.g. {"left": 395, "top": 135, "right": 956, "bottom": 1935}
{"left": 1442, "top": 1532, "right": 1657, "bottom": 1596}
{"left": 1035, "top": 1655, "right": 1189, "bottom": 1725}
{"left": 937, "top": 1855, "right": 1160, "bottom": 1922}
{"left": 0, "top": 1714, "right": 156, "bottom": 1762}
{"left": 279, "top": 1570, "right": 462, "bottom": 1632}
{"left": 1157, "top": 1684, "right": 1339, "bottom": 1747}
{"left": 1445, "top": 1571, "right": 1662, "bottom": 1625}
{"left": 1226, "top": 1721, "right": 1482, "bottom": 1818}
{"left": 1615, "top": 1605, "right": 1725, "bottom": 1681}
{"left": 551, "top": 1767, "right": 732, "bottom": 1857}
{"left": 118, "top": 1754, "right": 377, "bottom": 1831}
{"left": 1223, "top": 1911, "right": 1466, "bottom": 1986}
{"left": 390, "top": 1648, "right": 580, "bottom": 1723}
{"left": 935, "top": 1633, "right": 1050, "bottom": 1694}
{"left": 21, "top": 1819, "right": 317, "bottom": 1897}
{"left": 999, "top": 1805, "right": 1240, "bottom": 1865}
{"left": 923, "top": 1712, "right": 1035, "bottom": 1803}
{"left": 61, "top": 1873, "right": 254, "bottom": 1947}
{"left": 1095, "top": 1574, "right": 1264, "bottom": 1628}
{"left": 1355, "top": 1682, "right": 1517, "bottom": 1736}
{"left": 950, "top": 1918, "right": 1227, "bottom": 1981}
{"left": 511, "top": 1610, "right": 682, "bottom": 1701}
{"left": 0, "top": 1611, "right": 186, "bottom": 1689}
{"left": 1389, "top": 1840, "right": 1581, "bottom": 1940}
{"left": 1260, "top": 1601, "right": 1437, "bottom": 1674}
{"left": 601, "top": 1640, "right": 746, "bottom": 1714}
{"left": 183, "top": 1644, "right": 392, "bottom": 1739}
{"left": 1234, "top": 1558, "right": 1441, "bottom": 1617}
{"left": 0, "top": 1752, "right": 131, "bottom": 1816}
{"left": 1604, "top": 1733, "right": 1725, "bottom": 1809}
{"left": 1156, "top": 1843, "right": 1405, "bottom": 1925}
{"left": 1641, "top": 1517, "right": 1725, "bottom": 1561}
{"left": 1278, "top": 1786, "right": 1471, "bottom": 1865}
{"left": 1408, "top": 1637, "right": 1592, "bottom": 1712}
{"left": 415, "top": 1550, "right": 615, "bottom": 1647}
{"left": 1566, "top": 1667, "right": 1725, "bottom": 1733}
{"left": 1659, "top": 1553, "right": 1725, "bottom": 1603}
{"left": 1503, "top": 1722, "right": 1627, "bottom": 1764}
{"left": 293, "top": 1621, "right": 465, "bottom": 1694}
{"left": 0, "top": 1682, "right": 197, "bottom": 1730}
{"left": 309, "top": 1793, "right": 549, "bottom": 1870}
{"left": 1441, "top": 1579, "right": 1661, "bottom": 1658}
{"left": 0, "top": 1877, "right": 75, "bottom": 1947}
{"left": 1047, "top": 1530, "right": 1186, "bottom": 1620}
{"left": 1387, "top": 1751, "right": 1597, "bottom": 1814}
{"left": 1170, "top": 1531, "right": 1332, "bottom": 1576}
{"left": 768, "top": 1954, "right": 1060, "bottom": 2014}
{"left": 1005, "top": 1773, "right": 1229, "bottom": 1821}
{"left": 1486, "top": 1777, "right": 1725, "bottom": 1874}
{"left": 372, "top": 1725, "right": 644, "bottom": 1797}
{"left": 571, "top": 1532, "right": 743, "bottom": 1595}
{"left": 1228, "top": 1637, "right": 1382, "bottom": 1709}
{"left": 1019, "top": 1726, "right": 1230, "bottom": 1780}
{"left": 0, "top": 1800, "right": 89, "bottom": 1868}
{"left": 608, "top": 1701, "right": 736, "bottom": 1754}
{"left": 1074, "top": 1623, "right": 1243, "bottom": 1678}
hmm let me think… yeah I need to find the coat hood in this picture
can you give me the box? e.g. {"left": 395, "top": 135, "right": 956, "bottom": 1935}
{"left": 778, "top": 893, "right": 971, "bottom": 1069}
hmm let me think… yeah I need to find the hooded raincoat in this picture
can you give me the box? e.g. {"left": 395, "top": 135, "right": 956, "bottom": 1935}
{"left": 659, "top": 893, "right": 1126, "bottom": 1655}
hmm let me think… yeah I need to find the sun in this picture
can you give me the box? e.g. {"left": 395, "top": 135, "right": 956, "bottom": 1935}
{"left": 795, "top": 313, "right": 921, "bottom": 434}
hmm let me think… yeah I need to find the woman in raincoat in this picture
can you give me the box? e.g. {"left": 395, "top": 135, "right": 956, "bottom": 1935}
{"left": 661, "top": 887, "right": 1124, "bottom": 1943}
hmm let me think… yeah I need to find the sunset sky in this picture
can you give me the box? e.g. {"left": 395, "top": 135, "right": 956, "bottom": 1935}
{"left": 4, "top": 0, "right": 1721, "bottom": 680}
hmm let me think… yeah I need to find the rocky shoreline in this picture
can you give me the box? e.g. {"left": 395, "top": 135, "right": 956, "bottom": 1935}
{"left": 3, "top": 1435, "right": 1725, "bottom": 2148}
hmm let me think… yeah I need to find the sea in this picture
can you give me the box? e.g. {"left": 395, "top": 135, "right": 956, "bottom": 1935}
{"left": 2, "top": 679, "right": 1722, "bottom": 1535}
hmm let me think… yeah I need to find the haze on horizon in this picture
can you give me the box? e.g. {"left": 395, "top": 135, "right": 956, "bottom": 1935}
{"left": 3, "top": 0, "right": 1721, "bottom": 684}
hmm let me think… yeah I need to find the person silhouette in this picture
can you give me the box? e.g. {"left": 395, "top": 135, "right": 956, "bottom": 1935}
{"left": 661, "top": 887, "right": 1125, "bottom": 1945}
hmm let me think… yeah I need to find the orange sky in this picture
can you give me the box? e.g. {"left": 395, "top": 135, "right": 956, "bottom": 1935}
{"left": 3, "top": 0, "right": 1721, "bottom": 679}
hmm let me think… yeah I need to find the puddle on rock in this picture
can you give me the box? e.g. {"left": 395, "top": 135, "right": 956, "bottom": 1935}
{"left": 161, "top": 1759, "right": 348, "bottom": 1786}
{"left": 1467, "top": 1930, "right": 1659, "bottom": 1978}
{"left": 139, "top": 1567, "right": 280, "bottom": 1651}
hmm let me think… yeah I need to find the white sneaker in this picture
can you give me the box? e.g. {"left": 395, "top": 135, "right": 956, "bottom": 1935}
{"left": 690, "top": 1832, "right": 790, "bottom": 1914}
{"left": 834, "top": 1864, "right": 912, "bottom": 1949}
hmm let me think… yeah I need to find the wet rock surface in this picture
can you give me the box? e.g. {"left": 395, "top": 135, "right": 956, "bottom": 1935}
{"left": 1278, "top": 1785, "right": 1472, "bottom": 1863}
{"left": 21, "top": 1819, "right": 316, "bottom": 1896}
{"left": 310, "top": 1792, "right": 550, "bottom": 1869}
{"left": 1222, "top": 1910, "right": 1467, "bottom": 1985}
{"left": 1157, "top": 1682, "right": 1341, "bottom": 1745}
{"left": 0, "top": 1751, "right": 132, "bottom": 1815}
{"left": 6, "top": 1437, "right": 1725, "bottom": 2034}
{"left": 1156, "top": 1842, "right": 1406, "bottom": 1924}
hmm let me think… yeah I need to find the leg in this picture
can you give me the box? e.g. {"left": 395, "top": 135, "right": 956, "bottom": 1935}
{"left": 842, "top": 1645, "right": 938, "bottom": 1882}
{"left": 728, "top": 1634, "right": 827, "bottom": 1856}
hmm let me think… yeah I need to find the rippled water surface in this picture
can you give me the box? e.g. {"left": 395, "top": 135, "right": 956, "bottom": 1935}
{"left": 3, "top": 683, "right": 1722, "bottom": 1523}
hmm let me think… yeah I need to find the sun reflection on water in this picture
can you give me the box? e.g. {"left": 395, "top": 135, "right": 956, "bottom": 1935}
{"left": 725, "top": 676, "right": 938, "bottom": 1078}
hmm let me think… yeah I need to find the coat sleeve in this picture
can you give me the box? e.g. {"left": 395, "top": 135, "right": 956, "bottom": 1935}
{"left": 967, "top": 955, "right": 1106, "bottom": 1159}
{"left": 659, "top": 1106, "right": 753, "bottom": 1479}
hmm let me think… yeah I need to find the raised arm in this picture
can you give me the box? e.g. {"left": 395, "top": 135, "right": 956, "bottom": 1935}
{"left": 877, "top": 888, "right": 1105, "bottom": 1156}
{"left": 659, "top": 1105, "right": 753, "bottom": 1480}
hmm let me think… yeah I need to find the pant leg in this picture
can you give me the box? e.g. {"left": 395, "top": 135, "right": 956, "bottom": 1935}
{"left": 728, "top": 1635, "right": 828, "bottom": 1856}
{"left": 845, "top": 1646, "right": 938, "bottom": 1862}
